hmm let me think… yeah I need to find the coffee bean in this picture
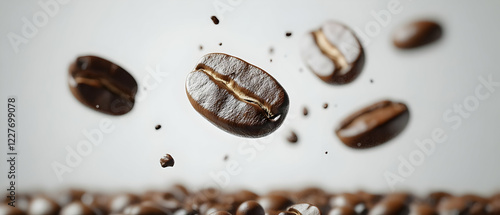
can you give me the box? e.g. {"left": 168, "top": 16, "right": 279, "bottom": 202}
{"left": 211, "top": 16, "right": 220, "bottom": 25}
{"left": 210, "top": 211, "right": 233, "bottom": 215}
{"left": 323, "top": 103, "right": 328, "bottom": 109}
{"left": 27, "top": 196, "right": 61, "bottom": 215}
{"left": 0, "top": 203, "right": 26, "bottom": 215}
{"left": 60, "top": 201, "right": 96, "bottom": 215}
{"left": 287, "top": 131, "right": 298, "bottom": 143}
{"left": 108, "top": 193, "right": 141, "bottom": 213}
{"left": 185, "top": 53, "right": 289, "bottom": 137}
{"left": 155, "top": 125, "right": 162, "bottom": 130}
{"left": 368, "top": 193, "right": 410, "bottom": 215}
{"left": 393, "top": 20, "right": 442, "bottom": 49}
{"left": 68, "top": 56, "right": 138, "bottom": 115}
{"left": 286, "top": 32, "right": 292, "bottom": 37}
{"left": 257, "top": 195, "right": 293, "bottom": 211}
{"left": 287, "top": 203, "right": 321, "bottom": 215}
{"left": 236, "top": 201, "right": 265, "bottom": 215}
{"left": 160, "top": 154, "right": 175, "bottom": 168}
{"left": 408, "top": 203, "right": 436, "bottom": 215}
{"left": 300, "top": 21, "right": 365, "bottom": 85}
{"left": 335, "top": 100, "right": 409, "bottom": 148}
{"left": 123, "top": 201, "right": 170, "bottom": 215}
{"left": 328, "top": 206, "right": 356, "bottom": 215}
{"left": 425, "top": 192, "right": 451, "bottom": 207}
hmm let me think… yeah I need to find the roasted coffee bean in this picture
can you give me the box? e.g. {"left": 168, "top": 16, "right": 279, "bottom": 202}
{"left": 393, "top": 20, "right": 442, "bottom": 49}
{"left": 69, "top": 56, "right": 138, "bottom": 115}
{"left": 210, "top": 211, "right": 233, "bottom": 215}
{"left": 330, "top": 193, "right": 362, "bottom": 208}
{"left": 287, "top": 131, "right": 298, "bottom": 143}
{"left": 57, "top": 189, "right": 85, "bottom": 206}
{"left": 328, "top": 206, "right": 356, "bottom": 215}
{"left": 408, "top": 203, "right": 436, "bottom": 215}
{"left": 300, "top": 21, "right": 365, "bottom": 85}
{"left": 236, "top": 201, "right": 265, "bottom": 215}
{"left": 336, "top": 100, "right": 409, "bottom": 148}
{"left": 108, "top": 193, "right": 141, "bottom": 213}
{"left": 160, "top": 154, "right": 175, "bottom": 168}
{"left": 27, "top": 196, "right": 60, "bottom": 215}
{"left": 425, "top": 192, "right": 451, "bottom": 207}
{"left": 257, "top": 195, "right": 294, "bottom": 211}
{"left": 303, "top": 107, "right": 309, "bottom": 116}
{"left": 0, "top": 203, "right": 26, "bottom": 215}
{"left": 437, "top": 196, "right": 469, "bottom": 215}
{"left": 60, "top": 201, "right": 96, "bottom": 215}
{"left": 186, "top": 53, "right": 289, "bottom": 137}
{"left": 487, "top": 198, "right": 500, "bottom": 214}
{"left": 368, "top": 195, "right": 409, "bottom": 215}
{"left": 123, "top": 201, "right": 170, "bottom": 215}
{"left": 287, "top": 203, "right": 321, "bottom": 215}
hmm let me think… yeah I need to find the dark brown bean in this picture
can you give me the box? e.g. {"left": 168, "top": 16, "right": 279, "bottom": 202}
{"left": 211, "top": 16, "right": 220, "bottom": 25}
{"left": 437, "top": 196, "right": 469, "bottom": 215}
{"left": 300, "top": 21, "right": 365, "bottom": 85}
{"left": 27, "top": 196, "right": 60, "bottom": 215}
{"left": 393, "top": 20, "right": 442, "bottom": 49}
{"left": 368, "top": 193, "right": 410, "bottom": 215}
{"left": 328, "top": 206, "right": 356, "bottom": 215}
{"left": 408, "top": 203, "right": 436, "bottom": 215}
{"left": 336, "top": 100, "right": 409, "bottom": 148}
{"left": 160, "top": 154, "right": 175, "bottom": 168}
{"left": 107, "top": 193, "right": 141, "bottom": 213}
{"left": 0, "top": 203, "right": 26, "bottom": 215}
{"left": 186, "top": 53, "right": 289, "bottom": 137}
{"left": 60, "top": 201, "right": 96, "bottom": 215}
{"left": 287, "top": 203, "right": 321, "bottom": 215}
{"left": 123, "top": 201, "right": 170, "bottom": 215}
{"left": 236, "top": 201, "right": 265, "bottom": 215}
{"left": 210, "top": 211, "right": 233, "bottom": 215}
{"left": 68, "top": 56, "right": 138, "bottom": 115}
{"left": 257, "top": 195, "right": 294, "bottom": 212}
{"left": 425, "top": 192, "right": 451, "bottom": 207}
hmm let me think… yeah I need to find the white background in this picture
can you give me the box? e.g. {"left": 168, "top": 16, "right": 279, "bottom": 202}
{"left": 1, "top": 0, "right": 500, "bottom": 197}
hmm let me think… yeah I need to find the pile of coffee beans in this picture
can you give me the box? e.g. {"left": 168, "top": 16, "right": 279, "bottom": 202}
{"left": 2, "top": 185, "right": 499, "bottom": 215}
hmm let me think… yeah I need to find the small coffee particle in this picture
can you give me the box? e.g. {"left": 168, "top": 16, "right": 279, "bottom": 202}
{"left": 287, "top": 131, "right": 298, "bottom": 143}
{"left": 370, "top": 79, "right": 374, "bottom": 83}
{"left": 323, "top": 103, "right": 328, "bottom": 109}
{"left": 224, "top": 155, "right": 229, "bottom": 161}
{"left": 155, "top": 125, "right": 161, "bottom": 130}
{"left": 285, "top": 32, "right": 292, "bottom": 37}
{"left": 211, "top": 16, "right": 220, "bottom": 25}
{"left": 199, "top": 45, "right": 203, "bottom": 50}
{"left": 303, "top": 107, "right": 309, "bottom": 116}
{"left": 160, "top": 154, "right": 175, "bottom": 168}
{"left": 269, "top": 47, "right": 274, "bottom": 54}
{"left": 325, "top": 151, "right": 328, "bottom": 154}
{"left": 219, "top": 42, "right": 223, "bottom": 46}
{"left": 270, "top": 59, "right": 273, "bottom": 63}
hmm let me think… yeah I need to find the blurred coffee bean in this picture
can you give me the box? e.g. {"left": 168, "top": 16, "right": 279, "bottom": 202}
{"left": 107, "top": 193, "right": 141, "bottom": 213}
{"left": 287, "top": 203, "right": 321, "bottom": 215}
{"left": 0, "top": 203, "right": 26, "bottom": 215}
{"left": 27, "top": 195, "right": 60, "bottom": 215}
{"left": 60, "top": 201, "right": 96, "bottom": 215}
{"left": 393, "top": 20, "right": 442, "bottom": 49}
{"left": 258, "top": 195, "right": 294, "bottom": 211}
{"left": 236, "top": 201, "right": 265, "bottom": 215}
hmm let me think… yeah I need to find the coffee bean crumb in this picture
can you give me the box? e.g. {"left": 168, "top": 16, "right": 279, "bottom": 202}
{"left": 160, "top": 154, "right": 175, "bottom": 168}
{"left": 269, "top": 47, "right": 274, "bottom": 54}
{"left": 219, "top": 42, "right": 223, "bottom": 46}
{"left": 199, "top": 45, "right": 203, "bottom": 50}
{"left": 270, "top": 59, "right": 273, "bottom": 62}
{"left": 285, "top": 32, "right": 292, "bottom": 37}
{"left": 224, "top": 155, "right": 228, "bottom": 161}
{"left": 155, "top": 125, "right": 161, "bottom": 130}
{"left": 303, "top": 107, "right": 309, "bottom": 116}
{"left": 211, "top": 16, "right": 219, "bottom": 25}
{"left": 287, "top": 131, "right": 298, "bottom": 143}
{"left": 325, "top": 151, "right": 328, "bottom": 154}
{"left": 323, "top": 103, "right": 328, "bottom": 109}
{"left": 370, "top": 79, "right": 374, "bottom": 83}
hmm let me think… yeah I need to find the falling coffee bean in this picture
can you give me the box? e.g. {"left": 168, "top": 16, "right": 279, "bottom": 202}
{"left": 155, "top": 125, "right": 162, "bottom": 130}
{"left": 68, "top": 56, "right": 138, "bottom": 115}
{"left": 323, "top": 103, "right": 328, "bottom": 109}
{"left": 336, "top": 100, "right": 409, "bottom": 148}
{"left": 285, "top": 32, "right": 292, "bottom": 37}
{"left": 286, "top": 131, "right": 298, "bottom": 143}
{"left": 185, "top": 53, "right": 289, "bottom": 137}
{"left": 211, "top": 16, "right": 220, "bottom": 25}
{"left": 160, "top": 154, "right": 175, "bottom": 168}
{"left": 303, "top": 107, "right": 309, "bottom": 116}
{"left": 300, "top": 21, "right": 365, "bottom": 85}
{"left": 393, "top": 20, "right": 442, "bottom": 49}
